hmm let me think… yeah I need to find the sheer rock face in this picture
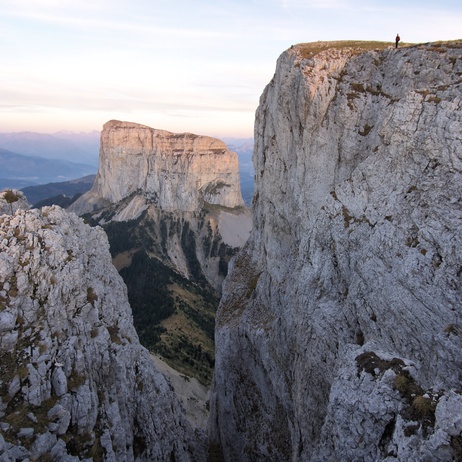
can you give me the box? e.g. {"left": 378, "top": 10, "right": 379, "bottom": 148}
{"left": 70, "top": 120, "right": 244, "bottom": 215}
{"left": 0, "top": 206, "right": 199, "bottom": 461}
{"left": 209, "top": 42, "right": 462, "bottom": 461}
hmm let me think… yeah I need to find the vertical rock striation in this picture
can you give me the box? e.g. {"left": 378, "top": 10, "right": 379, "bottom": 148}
{"left": 70, "top": 120, "right": 244, "bottom": 215}
{"left": 0, "top": 206, "right": 200, "bottom": 461}
{"left": 209, "top": 41, "right": 462, "bottom": 461}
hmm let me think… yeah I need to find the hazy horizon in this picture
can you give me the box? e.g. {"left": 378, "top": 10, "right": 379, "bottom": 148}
{"left": 0, "top": 126, "right": 255, "bottom": 143}
{"left": 1, "top": 0, "right": 461, "bottom": 138}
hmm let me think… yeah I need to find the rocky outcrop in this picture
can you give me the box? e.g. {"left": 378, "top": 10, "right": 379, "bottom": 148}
{"left": 70, "top": 120, "right": 244, "bottom": 215}
{"left": 0, "top": 206, "right": 200, "bottom": 461}
{"left": 209, "top": 41, "right": 462, "bottom": 461}
{"left": 0, "top": 190, "right": 29, "bottom": 215}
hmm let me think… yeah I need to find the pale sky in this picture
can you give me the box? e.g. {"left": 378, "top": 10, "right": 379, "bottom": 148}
{"left": 1, "top": 0, "right": 461, "bottom": 138}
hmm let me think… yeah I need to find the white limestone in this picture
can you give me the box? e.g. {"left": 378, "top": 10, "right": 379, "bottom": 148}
{"left": 68, "top": 120, "right": 251, "bottom": 293}
{"left": 209, "top": 41, "right": 462, "bottom": 461}
{"left": 0, "top": 206, "right": 200, "bottom": 461}
{"left": 70, "top": 120, "right": 244, "bottom": 215}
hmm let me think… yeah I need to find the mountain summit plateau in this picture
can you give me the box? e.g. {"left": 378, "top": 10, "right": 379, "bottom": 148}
{"left": 70, "top": 120, "right": 244, "bottom": 215}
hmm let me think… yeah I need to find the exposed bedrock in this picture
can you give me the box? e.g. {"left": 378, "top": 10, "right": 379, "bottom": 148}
{"left": 209, "top": 41, "right": 462, "bottom": 461}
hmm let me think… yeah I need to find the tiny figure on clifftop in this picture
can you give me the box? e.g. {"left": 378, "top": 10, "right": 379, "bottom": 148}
{"left": 395, "top": 34, "right": 401, "bottom": 48}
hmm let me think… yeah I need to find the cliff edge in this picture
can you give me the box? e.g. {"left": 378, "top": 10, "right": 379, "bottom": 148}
{"left": 209, "top": 41, "right": 462, "bottom": 461}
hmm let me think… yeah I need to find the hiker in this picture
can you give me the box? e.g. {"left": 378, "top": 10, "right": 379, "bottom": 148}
{"left": 395, "top": 34, "right": 401, "bottom": 48}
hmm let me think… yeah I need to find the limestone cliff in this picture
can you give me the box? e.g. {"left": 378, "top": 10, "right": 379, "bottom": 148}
{"left": 209, "top": 41, "right": 462, "bottom": 461}
{"left": 70, "top": 120, "right": 244, "bottom": 214}
{"left": 0, "top": 206, "right": 201, "bottom": 461}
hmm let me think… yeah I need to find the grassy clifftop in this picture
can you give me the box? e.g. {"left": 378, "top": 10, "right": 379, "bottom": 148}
{"left": 293, "top": 39, "right": 462, "bottom": 59}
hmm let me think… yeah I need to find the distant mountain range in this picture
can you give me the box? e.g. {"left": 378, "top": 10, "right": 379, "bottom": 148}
{"left": 21, "top": 174, "right": 96, "bottom": 207}
{"left": 0, "top": 130, "right": 100, "bottom": 166}
{"left": 0, "top": 148, "right": 97, "bottom": 190}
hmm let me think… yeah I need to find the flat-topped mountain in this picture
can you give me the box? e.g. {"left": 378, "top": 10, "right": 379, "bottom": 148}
{"left": 70, "top": 120, "right": 244, "bottom": 215}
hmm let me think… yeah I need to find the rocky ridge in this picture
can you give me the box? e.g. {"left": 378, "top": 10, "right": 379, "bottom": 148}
{"left": 209, "top": 41, "right": 462, "bottom": 461}
{"left": 0, "top": 205, "right": 201, "bottom": 461}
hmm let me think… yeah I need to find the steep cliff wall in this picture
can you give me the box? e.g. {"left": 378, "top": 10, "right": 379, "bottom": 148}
{"left": 0, "top": 206, "right": 200, "bottom": 461}
{"left": 209, "top": 41, "right": 462, "bottom": 461}
{"left": 70, "top": 120, "right": 244, "bottom": 214}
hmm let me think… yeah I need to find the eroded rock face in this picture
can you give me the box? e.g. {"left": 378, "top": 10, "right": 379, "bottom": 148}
{"left": 0, "top": 206, "right": 200, "bottom": 461}
{"left": 209, "top": 41, "right": 462, "bottom": 461}
{"left": 70, "top": 120, "right": 244, "bottom": 215}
